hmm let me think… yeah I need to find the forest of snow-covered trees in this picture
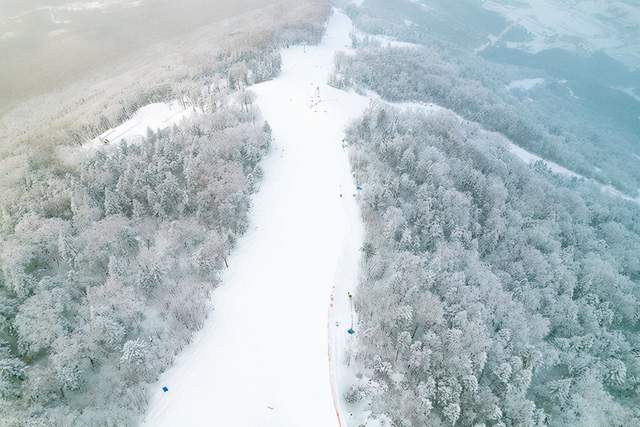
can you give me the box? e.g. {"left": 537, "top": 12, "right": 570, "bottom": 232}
{"left": 0, "top": 100, "right": 271, "bottom": 425}
{"left": 335, "top": 1, "right": 640, "bottom": 197}
{"left": 344, "top": 105, "right": 640, "bottom": 426}
{"left": 0, "top": 9, "right": 328, "bottom": 423}
{"left": 331, "top": 45, "right": 640, "bottom": 197}
{"left": 338, "top": 1, "right": 640, "bottom": 426}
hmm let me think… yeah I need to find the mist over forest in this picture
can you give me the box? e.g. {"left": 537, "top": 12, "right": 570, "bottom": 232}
{"left": 0, "top": 0, "right": 291, "bottom": 111}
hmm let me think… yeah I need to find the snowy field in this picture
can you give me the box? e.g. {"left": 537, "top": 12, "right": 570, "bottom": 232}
{"left": 91, "top": 101, "right": 193, "bottom": 146}
{"left": 352, "top": 29, "right": 421, "bottom": 49}
{"left": 506, "top": 78, "right": 545, "bottom": 91}
{"left": 54, "top": 101, "right": 194, "bottom": 167}
{"left": 99, "top": 101, "right": 191, "bottom": 143}
{"left": 481, "top": 0, "right": 640, "bottom": 69}
{"left": 142, "top": 9, "right": 371, "bottom": 427}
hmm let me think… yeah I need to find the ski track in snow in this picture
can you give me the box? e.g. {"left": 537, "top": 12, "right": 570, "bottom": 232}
{"left": 90, "top": 101, "right": 193, "bottom": 147}
{"left": 142, "top": 9, "right": 369, "bottom": 427}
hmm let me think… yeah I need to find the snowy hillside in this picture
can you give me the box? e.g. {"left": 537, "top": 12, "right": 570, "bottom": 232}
{"left": 142, "top": 10, "right": 370, "bottom": 426}
{"left": 480, "top": 0, "right": 640, "bottom": 69}
{"left": 89, "top": 101, "right": 194, "bottom": 147}
{"left": 4, "top": 1, "right": 640, "bottom": 426}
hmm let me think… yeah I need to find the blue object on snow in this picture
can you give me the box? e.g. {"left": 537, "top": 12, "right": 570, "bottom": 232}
{"left": 347, "top": 328, "right": 355, "bottom": 335}
{"left": 162, "top": 386, "right": 169, "bottom": 393}
{"left": 356, "top": 186, "right": 363, "bottom": 191}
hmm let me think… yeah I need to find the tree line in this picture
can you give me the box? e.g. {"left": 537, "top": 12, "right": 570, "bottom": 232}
{"left": 0, "top": 79, "right": 271, "bottom": 427}
{"left": 344, "top": 105, "right": 640, "bottom": 426}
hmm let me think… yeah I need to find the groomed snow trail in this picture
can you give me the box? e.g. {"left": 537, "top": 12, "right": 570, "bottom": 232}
{"left": 142, "top": 10, "right": 369, "bottom": 426}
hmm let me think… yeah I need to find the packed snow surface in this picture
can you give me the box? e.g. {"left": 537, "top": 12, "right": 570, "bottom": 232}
{"left": 68, "top": 101, "right": 193, "bottom": 163}
{"left": 89, "top": 101, "right": 192, "bottom": 147}
{"left": 143, "top": 9, "right": 370, "bottom": 427}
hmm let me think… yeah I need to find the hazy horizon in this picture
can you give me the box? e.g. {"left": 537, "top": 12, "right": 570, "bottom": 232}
{"left": 0, "top": 0, "right": 276, "bottom": 112}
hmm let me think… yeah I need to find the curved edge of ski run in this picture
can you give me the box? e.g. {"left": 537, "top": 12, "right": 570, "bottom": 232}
{"left": 142, "top": 9, "right": 370, "bottom": 427}
{"left": 89, "top": 101, "right": 194, "bottom": 148}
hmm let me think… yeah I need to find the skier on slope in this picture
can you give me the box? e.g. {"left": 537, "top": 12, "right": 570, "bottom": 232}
{"left": 347, "top": 292, "right": 355, "bottom": 334}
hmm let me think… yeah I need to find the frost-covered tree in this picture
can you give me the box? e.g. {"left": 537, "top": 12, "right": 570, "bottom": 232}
{"left": 0, "top": 82, "right": 271, "bottom": 425}
{"left": 345, "top": 106, "right": 640, "bottom": 426}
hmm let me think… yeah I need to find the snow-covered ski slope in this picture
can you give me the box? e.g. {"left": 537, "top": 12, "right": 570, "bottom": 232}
{"left": 142, "top": 9, "right": 369, "bottom": 427}
{"left": 97, "top": 101, "right": 193, "bottom": 144}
